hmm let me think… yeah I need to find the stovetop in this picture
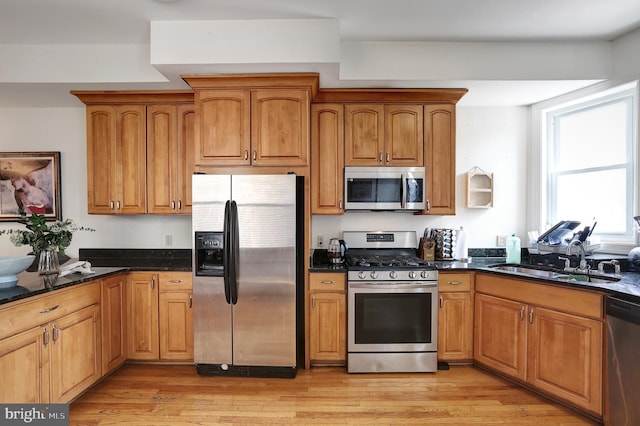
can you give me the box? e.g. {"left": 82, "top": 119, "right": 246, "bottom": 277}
{"left": 346, "top": 253, "right": 434, "bottom": 270}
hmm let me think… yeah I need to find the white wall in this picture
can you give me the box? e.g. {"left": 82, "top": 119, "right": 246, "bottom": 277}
{"left": 0, "top": 105, "right": 528, "bottom": 257}
{"left": 312, "top": 105, "right": 530, "bottom": 249}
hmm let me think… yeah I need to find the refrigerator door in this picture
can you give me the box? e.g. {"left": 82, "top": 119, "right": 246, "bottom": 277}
{"left": 231, "top": 174, "right": 298, "bottom": 367}
{"left": 192, "top": 174, "right": 233, "bottom": 365}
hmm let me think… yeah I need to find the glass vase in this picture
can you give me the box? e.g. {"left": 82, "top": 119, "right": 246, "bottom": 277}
{"left": 38, "top": 248, "right": 60, "bottom": 288}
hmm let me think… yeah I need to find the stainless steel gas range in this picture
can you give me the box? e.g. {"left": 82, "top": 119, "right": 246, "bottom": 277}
{"left": 343, "top": 231, "right": 438, "bottom": 373}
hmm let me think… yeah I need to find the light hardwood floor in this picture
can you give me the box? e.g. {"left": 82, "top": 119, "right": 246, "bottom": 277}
{"left": 70, "top": 364, "right": 599, "bottom": 425}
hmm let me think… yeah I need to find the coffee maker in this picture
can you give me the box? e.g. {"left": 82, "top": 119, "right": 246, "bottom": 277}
{"left": 328, "top": 238, "right": 347, "bottom": 264}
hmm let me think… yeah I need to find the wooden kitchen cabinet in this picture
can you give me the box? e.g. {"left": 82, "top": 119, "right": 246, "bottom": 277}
{"left": 344, "top": 104, "right": 423, "bottom": 166}
{"left": 147, "top": 104, "right": 196, "bottom": 214}
{"left": 0, "top": 281, "right": 101, "bottom": 403}
{"left": 437, "top": 272, "right": 473, "bottom": 363}
{"left": 101, "top": 273, "right": 127, "bottom": 375}
{"left": 127, "top": 271, "right": 193, "bottom": 361}
{"left": 424, "top": 104, "right": 456, "bottom": 215}
{"left": 85, "top": 104, "right": 147, "bottom": 214}
{"left": 474, "top": 273, "right": 604, "bottom": 416}
{"left": 308, "top": 272, "right": 346, "bottom": 365}
{"left": 311, "top": 104, "right": 344, "bottom": 214}
{"left": 183, "top": 74, "right": 318, "bottom": 168}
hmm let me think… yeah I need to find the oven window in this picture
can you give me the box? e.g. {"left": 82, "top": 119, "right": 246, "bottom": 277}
{"left": 346, "top": 178, "right": 401, "bottom": 203}
{"left": 354, "top": 293, "right": 432, "bottom": 344}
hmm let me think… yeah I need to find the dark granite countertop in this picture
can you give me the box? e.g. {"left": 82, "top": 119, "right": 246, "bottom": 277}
{"left": 0, "top": 266, "right": 126, "bottom": 306}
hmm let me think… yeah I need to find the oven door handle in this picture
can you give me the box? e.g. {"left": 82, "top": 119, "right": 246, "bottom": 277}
{"left": 349, "top": 283, "right": 437, "bottom": 290}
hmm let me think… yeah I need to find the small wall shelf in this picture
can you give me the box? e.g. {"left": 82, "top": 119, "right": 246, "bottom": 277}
{"left": 466, "top": 167, "right": 493, "bottom": 208}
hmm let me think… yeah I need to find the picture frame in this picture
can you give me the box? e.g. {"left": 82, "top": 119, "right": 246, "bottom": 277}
{"left": 0, "top": 151, "right": 62, "bottom": 221}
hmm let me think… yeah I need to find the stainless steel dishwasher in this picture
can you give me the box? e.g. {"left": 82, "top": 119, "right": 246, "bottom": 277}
{"left": 606, "top": 295, "right": 640, "bottom": 425}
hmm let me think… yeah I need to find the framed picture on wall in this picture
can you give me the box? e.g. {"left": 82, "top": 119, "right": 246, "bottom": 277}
{"left": 0, "top": 152, "right": 62, "bottom": 221}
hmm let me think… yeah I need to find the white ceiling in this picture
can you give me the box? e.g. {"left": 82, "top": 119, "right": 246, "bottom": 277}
{"left": 2, "top": 0, "right": 640, "bottom": 106}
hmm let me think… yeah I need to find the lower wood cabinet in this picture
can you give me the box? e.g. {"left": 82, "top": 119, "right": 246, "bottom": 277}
{"left": 101, "top": 274, "right": 127, "bottom": 374}
{"left": 437, "top": 272, "right": 473, "bottom": 362}
{"left": 0, "top": 281, "right": 101, "bottom": 403}
{"left": 127, "top": 271, "right": 193, "bottom": 361}
{"left": 474, "top": 273, "right": 604, "bottom": 416}
{"left": 308, "top": 272, "right": 346, "bottom": 365}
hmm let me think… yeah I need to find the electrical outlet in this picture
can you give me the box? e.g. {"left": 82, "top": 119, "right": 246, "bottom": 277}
{"left": 317, "top": 236, "right": 324, "bottom": 248}
{"left": 496, "top": 235, "right": 507, "bottom": 247}
{"left": 165, "top": 235, "right": 173, "bottom": 247}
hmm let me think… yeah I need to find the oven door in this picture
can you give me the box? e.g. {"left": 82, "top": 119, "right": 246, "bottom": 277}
{"left": 348, "top": 282, "right": 438, "bottom": 353}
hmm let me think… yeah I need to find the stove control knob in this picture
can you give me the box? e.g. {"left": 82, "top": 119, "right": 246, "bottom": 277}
{"left": 358, "top": 271, "right": 367, "bottom": 280}
{"left": 389, "top": 271, "right": 398, "bottom": 279}
{"left": 370, "top": 271, "right": 378, "bottom": 280}
{"left": 408, "top": 271, "right": 417, "bottom": 279}
{"left": 420, "top": 270, "right": 429, "bottom": 279}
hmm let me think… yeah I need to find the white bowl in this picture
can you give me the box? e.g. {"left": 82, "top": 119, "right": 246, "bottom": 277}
{"left": 0, "top": 255, "right": 36, "bottom": 289}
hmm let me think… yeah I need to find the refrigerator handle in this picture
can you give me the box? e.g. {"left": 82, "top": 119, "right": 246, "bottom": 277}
{"left": 229, "top": 200, "right": 239, "bottom": 305}
{"left": 222, "top": 200, "right": 232, "bottom": 304}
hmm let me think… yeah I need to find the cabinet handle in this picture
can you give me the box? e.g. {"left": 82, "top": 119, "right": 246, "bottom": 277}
{"left": 43, "top": 327, "right": 50, "bottom": 346}
{"left": 169, "top": 279, "right": 184, "bottom": 284}
{"left": 312, "top": 295, "right": 316, "bottom": 309}
{"left": 386, "top": 152, "right": 390, "bottom": 164}
{"left": 252, "top": 149, "right": 257, "bottom": 161}
{"left": 244, "top": 149, "right": 249, "bottom": 161}
{"left": 447, "top": 281, "right": 462, "bottom": 285}
{"left": 40, "top": 304, "right": 59, "bottom": 314}
{"left": 110, "top": 201, "right": 114, "bottom": 210}
{"left": 116, "top": 200, "right": 121, "bottom": 210}
{"left": 189, "top": 295, "right": 193, "bottom": 309}
{"left": 339, "top": 199, "right": 343, "bottom": 210}
{"left": 52, "top": 324, "right": 59, "bottom": 342}
{"left": 520, "top": 306, "right": 525, "bottom": 322}
{"left": 151, "top": 278, "right": 155, "bottom": 290}
{"left": 439, "top": 296, "right": 443, "bottom": 309}
{"left": 379, "top": 151, "right": 383, "bottom": 164}
{"left": 426, "top": 199, "right": 431, "bottom": 212}
{"left": 529, "top": 308, "right": 534, "bottom": 325}
{"left": 177, "top": 200, "right": 182, "bottom": 210}
{"left": 319, "top": 280, "right": 335, "bottom": 284}
{"left": 171, "top": 200, "right": 176, "bottom": 210}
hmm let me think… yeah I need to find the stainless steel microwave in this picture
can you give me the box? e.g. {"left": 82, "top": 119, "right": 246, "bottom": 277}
{"left": 344, "top": 166, "right": 426, "bottom": 212}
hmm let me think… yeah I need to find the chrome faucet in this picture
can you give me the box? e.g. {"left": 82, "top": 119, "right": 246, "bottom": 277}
{"left": 597, "top": 259, "right": 621, "bottom": 277}
{"left": 566, "top": 240, "right": 590, "bottom": 273}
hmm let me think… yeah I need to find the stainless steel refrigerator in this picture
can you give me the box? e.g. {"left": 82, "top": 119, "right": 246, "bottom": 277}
{"left": 192, "top": 174, "right": 304, "bottom": 378}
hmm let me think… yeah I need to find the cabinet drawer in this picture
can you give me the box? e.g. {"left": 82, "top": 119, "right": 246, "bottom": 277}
{"left": 309, "top": 273, "right": 346, "bottom": 292}
{"left": 158, "top": 272, "right": 192, "bottom": 292}
{"left": 0, "top": 281, "right": 101, "bottom": 341}
{"left": 439, "top": 273, "right": 472, "bottom": 292}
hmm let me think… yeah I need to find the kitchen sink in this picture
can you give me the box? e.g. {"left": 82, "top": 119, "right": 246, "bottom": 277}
{"left": 488, "top": 263, "right": 621, "bottom": 284}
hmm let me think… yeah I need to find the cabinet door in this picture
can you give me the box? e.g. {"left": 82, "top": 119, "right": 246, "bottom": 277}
{"left": 309, "top": 292, "right": 346, "bottom": 364}
{"left": 474, "top": 293, "right": 527, "bottom": 381}
{"left": 344, "top": 104, "right": 385, "bottom": 165}
{"left": 127, "top": 273, "right": 159, "bottom": 360}
{"left": 86, "top": 106, "right": 117, "bottom": 214}
{"left": 159, "top": 291, "right": 193, "bottom": 361}
{"left": 527, "top": 306, "right": 603, "bottom": 415}
{"left": 101, "top": 274, "right": 127, "bottom": 375}
{"left": 0, "top": 326, "right": 48, "bottom": 403}
{"left": 311, "top": 104, "right": 344, "bottom": 214}
{"left": 115, "top": 105, "right": 147, "bottom": 214}
{"left": 438, "top": 292, "right": 473, "bottom": 361}
{"left": 49, "top": 304, "right": 101, "bottom": 403}
{"left": 384, "top": 105, "right": 423, "bottom": 166}
{"left": 424, "top": 104, "right": 456, "bottom": 215}
{"left": 251, "top": 89, "right": 310, "bottom": 166}
{"left": 176, "top": 104, "right": 195, "bottom": 214}
{"left": 147, "top": 104, "right": 178, "bottom": 214}
{"left": 196, "top": 90, "right": 251, "bottom": 166}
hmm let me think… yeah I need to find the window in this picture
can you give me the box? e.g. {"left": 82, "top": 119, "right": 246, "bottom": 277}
{"left": 543, "top": 82, "right": 637, "bottom": 248}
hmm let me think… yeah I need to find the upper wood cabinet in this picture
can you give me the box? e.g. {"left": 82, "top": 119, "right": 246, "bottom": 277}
{"left": 73, "top": 91, "right": 195, "bottom": 215}
{"left": 311, "top": 104, "right": 344, "bottom": 214}
{"left": 344, "top": 104, "right": 423, "bottom": 166}
{"left": 85, "top": 104, "right": 146, "bottom": 214}
{"left": 424, "top": 104, "right": 456, "bottom": 215}
{"left": 147, "top": 104, "right": 195, "bottom": 214}
{"left": 183, "top": 73, "right": 319, "bottom": 168}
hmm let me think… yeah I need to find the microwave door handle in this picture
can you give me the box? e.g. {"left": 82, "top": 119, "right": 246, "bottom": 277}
{"left": 400, "top": 174, "right": 406, "bottom": 208}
